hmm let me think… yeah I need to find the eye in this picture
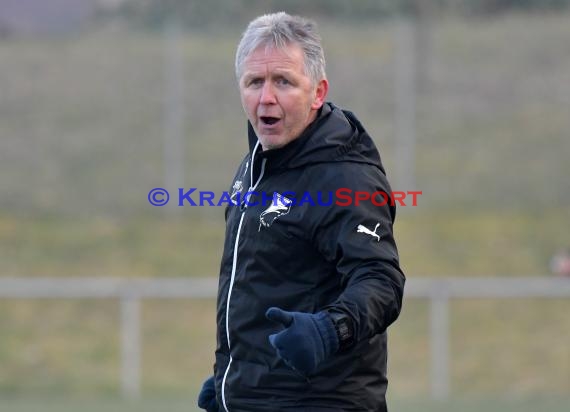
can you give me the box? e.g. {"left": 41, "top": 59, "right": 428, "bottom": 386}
{"left": 243, "top": 76, "right": 263, "bottom": 89}
{"left": 246, "top": 78, "right": 263, "bottom": 88}
{"left": 276, "top": 77, "right": 291, "bottom": 86}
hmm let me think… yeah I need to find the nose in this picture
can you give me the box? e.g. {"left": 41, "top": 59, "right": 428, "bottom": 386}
{"left": 259, "top": 82, "right": 277, "bottom": 105}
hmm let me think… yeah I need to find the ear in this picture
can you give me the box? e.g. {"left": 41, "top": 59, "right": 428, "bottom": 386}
{"left": 311, "top": 78, "right": 329, "bottom": 110}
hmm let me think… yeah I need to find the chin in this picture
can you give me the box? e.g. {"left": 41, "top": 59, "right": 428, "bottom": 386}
{"left": 261, "top": 143, "right": 282, "bottom": 151}
{"left": 260, "top": 137, "right": 286, "bottom": 151}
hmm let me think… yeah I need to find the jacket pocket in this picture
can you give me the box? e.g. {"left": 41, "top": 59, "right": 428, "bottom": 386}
{"left": 226, "top": 357, "right": 310, "bottom": 393}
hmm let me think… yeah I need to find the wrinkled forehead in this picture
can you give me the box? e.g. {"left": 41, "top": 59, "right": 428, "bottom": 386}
{"left": 248, "top": 40, "right": 304, "bottom": 64}
{"left": 241, "top": 40, "right": 308, "bottom": 76}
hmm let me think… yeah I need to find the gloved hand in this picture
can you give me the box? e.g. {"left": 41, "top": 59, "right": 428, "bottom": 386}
{"left": 197, "top": 375, "right": 219, "bottom": 412}
{"left": 266, "top": 307, "right": 339, "bottom": 375}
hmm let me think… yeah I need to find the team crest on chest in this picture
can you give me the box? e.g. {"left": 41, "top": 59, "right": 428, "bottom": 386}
{"left": 259, "top": 193, "right": 293, "bottom": 231}
{"left": 230, "top": 180, "right": 243, "bottom": 204}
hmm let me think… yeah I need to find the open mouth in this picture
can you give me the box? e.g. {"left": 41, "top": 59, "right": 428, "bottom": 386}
{"left": 260, "top": 116, "right": 280, "bottom": 125}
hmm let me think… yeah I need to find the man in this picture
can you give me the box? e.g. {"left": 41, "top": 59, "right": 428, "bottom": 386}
{"left": 198, "top": 12, "right": 405, "bottom": 412}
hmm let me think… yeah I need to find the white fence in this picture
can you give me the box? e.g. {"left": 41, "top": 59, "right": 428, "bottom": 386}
{"left": 1, "top": 277, "right": 569, "bottom": 399}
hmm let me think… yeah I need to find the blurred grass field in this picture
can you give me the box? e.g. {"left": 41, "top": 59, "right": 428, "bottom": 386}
{"left": 1, "top": 294, "right": 567, "bottom": 399}
{"left": 1, "top": 397, "right": 569, "bottom": 412}
{"left": 1, "top": 9, "right": 569, "bottom": 406}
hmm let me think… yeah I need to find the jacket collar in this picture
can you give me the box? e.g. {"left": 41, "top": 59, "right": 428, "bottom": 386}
{"left": 245, "top": 102, "right": 383, "bottom": 176}
{"left": 246, "top": 104, "right": 331, "bottom": 171}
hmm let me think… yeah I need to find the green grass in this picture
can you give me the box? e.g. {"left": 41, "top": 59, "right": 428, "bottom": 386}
{"left": 0, "top": 397, "right": 568, "bottom": 412}
{"left": 390, "top": 397, "right": 570, "bottom": 412}
{"left": 2, "top": 210, "right": 569, "bottom": 278}
{"left": 1, "top": 290, "right": 568, "bottom": 398}
{"left": 0, "top": 216, "right": 226, "bottom": 277}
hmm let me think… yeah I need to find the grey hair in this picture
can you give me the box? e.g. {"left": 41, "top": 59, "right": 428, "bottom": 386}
{"left": 235, "top": 12, "right": 326, "bottom": 85}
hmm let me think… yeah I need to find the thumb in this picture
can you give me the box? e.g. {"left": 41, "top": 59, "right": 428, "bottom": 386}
{"left": 265, "top": 307, "right": 294, "bottom": 327}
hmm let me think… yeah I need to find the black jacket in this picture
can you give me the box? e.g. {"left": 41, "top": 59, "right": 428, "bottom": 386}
{"left": 214, "top": 103, "right": 405, "bottom": 412}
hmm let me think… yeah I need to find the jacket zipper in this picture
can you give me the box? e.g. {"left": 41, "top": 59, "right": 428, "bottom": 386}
{"left": 221, "top": 143, "right": 265, "bottom": 412}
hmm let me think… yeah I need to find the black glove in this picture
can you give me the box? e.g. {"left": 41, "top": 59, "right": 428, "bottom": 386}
{"left": 197, "top": 375, "right": 219, "bottom": 412}
{"left": 266, "top": 307, "right": 339, "bottom": 375}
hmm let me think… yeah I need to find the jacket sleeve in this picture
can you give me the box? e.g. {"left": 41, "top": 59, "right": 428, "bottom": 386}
{"left": 309, "top": 165, "right": 406, "bottom": 342}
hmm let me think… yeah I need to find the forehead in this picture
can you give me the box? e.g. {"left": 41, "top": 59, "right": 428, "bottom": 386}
{"left": 242, "top": 43, "right": 306, "bottom": 74}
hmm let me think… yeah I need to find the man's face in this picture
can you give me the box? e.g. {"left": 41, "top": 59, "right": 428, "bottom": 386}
{"left": 239, "top": 43, "right": 328, "bottom": 151}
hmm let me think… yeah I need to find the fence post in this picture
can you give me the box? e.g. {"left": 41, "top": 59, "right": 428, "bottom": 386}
{"left": 163, "top": 19, "right": 185, "bottom": 214}
{"left": 120, "top": 294, "right": 141, "bottom": 399}
{"left": 430, "top": 285, "right": 450, "bottom": 400}
{"left": 394, "top": 17, "right": 417, "bottom": 192}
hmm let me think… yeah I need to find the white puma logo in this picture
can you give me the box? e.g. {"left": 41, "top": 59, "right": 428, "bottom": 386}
{"left": 357, "top": 222, "right": 381, "bottom": 242}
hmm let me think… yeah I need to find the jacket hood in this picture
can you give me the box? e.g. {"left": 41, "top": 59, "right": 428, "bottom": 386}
{"left": 247, "top": 102, "right": 385, "bottom": 174}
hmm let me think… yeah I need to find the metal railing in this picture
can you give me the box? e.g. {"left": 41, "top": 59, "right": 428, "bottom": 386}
{"left": 1, "top": 277, "right": 569, "bottom": 399}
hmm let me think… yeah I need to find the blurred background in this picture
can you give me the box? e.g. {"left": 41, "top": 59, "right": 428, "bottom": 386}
{"left": 1, "top": 0, "right": 569, "bottom": 411}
